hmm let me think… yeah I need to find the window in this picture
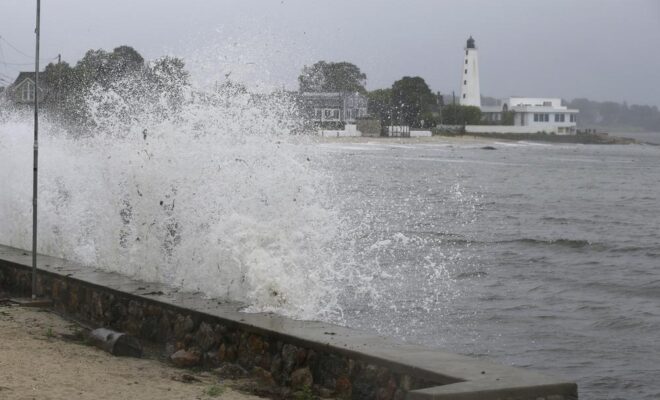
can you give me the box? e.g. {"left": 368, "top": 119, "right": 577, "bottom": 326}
{"left": 570, "top": 114, "right": 577, "bottom": 123}
{"left": 554, "top": 114, "right": 565, "bottom": 122}
{"left": 534, "top": 113, "right": 549, "bottom": 122}
{"left": 21, "top": 81, "right": 35, "bottom": 102}
{"left": 465, "top": 59, "right": 468, "bottom": 65}
{"left": 462, "top": 94, "right": 466, "bottom": 99}
{"left": 323, "top": 109, "right": 339, "bottom": 120}
{"left": 314, "top": 108, "right": 322, "bottom": 119}
{"left": 463, "top": 80, "right": 467, "bottom": 85}
{"left": 464, "top": 69, "right": 467, "bottom": 74}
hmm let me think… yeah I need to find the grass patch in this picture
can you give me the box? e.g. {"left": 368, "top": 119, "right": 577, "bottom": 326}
{"left": 294, "top": 385, "right": 314, "bottom": 400}
{"left": 206, "top": 384, "right": 225, "bottom": 397}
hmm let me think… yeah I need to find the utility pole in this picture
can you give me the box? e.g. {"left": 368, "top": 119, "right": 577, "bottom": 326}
{"left": 57, "top": 53, "right": 61, "bottom": 117}
{"left": 32, "top": 0, "right": 41, "bottom": 299}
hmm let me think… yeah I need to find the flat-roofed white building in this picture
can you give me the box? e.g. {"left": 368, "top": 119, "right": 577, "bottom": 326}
{"left": 506, "top": 97, "right": 578, "bottom": 134}
{"left": 457, "top": 37, "right": 580, "bottom": 135}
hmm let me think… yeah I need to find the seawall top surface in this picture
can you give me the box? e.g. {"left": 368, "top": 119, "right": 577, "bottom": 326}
{"left": 0, "top": 244, "right": 577, "bottom": 399}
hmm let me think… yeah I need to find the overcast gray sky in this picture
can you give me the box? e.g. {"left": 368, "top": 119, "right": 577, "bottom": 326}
{"left": 1, "top": 0, "right": 659, "bottom": 106}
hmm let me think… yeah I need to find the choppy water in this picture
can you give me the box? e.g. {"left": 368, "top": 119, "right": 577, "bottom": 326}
{"left": 323, "top": 140, "right": 660, "bottom": 400}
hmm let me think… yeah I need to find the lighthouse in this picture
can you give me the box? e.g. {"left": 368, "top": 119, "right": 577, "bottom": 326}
{"left": 460, "top": 36, "right": 481, "bottom": 108}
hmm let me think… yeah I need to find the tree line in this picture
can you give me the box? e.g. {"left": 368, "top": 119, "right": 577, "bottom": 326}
{"left": 36, "top": 45, "right": 189, "bottom": 129}
{"left": 299, "top": 61, "right": 660, "bottom": 131}
{"left": 298, "top": 60, "right": 482, "bottom": 128}
{"left": 13, "top": 51, "right": 658, "bottom": 132}
{"left": 565, "top": 98, "right": 660, "bottom": 132}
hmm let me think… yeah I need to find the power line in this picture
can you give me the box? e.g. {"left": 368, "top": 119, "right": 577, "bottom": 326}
{"left": 0, "top": 35, "right": 34, "bottom": 58}
{"left": 0, "top": 42, "right": 6, "bottom": 68}
{"left": 0, "top": 35, "right": 57, "bottom": 66}
{"left": 0, "top": 55, "right": 59, "bottom": 66}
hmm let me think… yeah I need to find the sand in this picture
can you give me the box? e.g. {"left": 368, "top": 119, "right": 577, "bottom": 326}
{"left": 0, "top": 302, "right": 259, "bottom": 400}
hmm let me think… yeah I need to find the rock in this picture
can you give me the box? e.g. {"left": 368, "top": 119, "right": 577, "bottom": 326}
{"left": 139, "top": 315, "right": 159, "bottom": 341}
{"left": 204, "top": 351, "right": 222, "bottom": 368}
{"left": 376, "top": 367, "right": 391, "bottom": 386}
{"left": 255, "top": 353, "right": 272, "bottom": 371}
{"left": 164, "top": 342, "right": 177, "bottom": 358}
{"left": 213, "top": 363, "right": 248, "bottom": 380}
{"left": 291, "top": 367, "right": 313, "bottom": 390}
{"left": 218, "top": 343, "right": 237, "bottom": 363}
{"left": 481, "top": 146, "right": 496, "bottom": 150}
{"left": 128, "top": 300, "right": 143, "bottom": 319}
{"left": 376, "top": 377, "right": 397, "bottom": 400}
{"left": 270, "top": 354, "right": 283, "bottom": 383}
{"left": 157, "top": 313, "right": 172, "bottom": 342}
{"left": 173, "top": 314, "right": 194, "bottom": 339}
{"left": 195, "top": 322, "right": 217, "bottom": 351}
{"left": 170, "top": 349, "right": 201, "bottom": 368}
{"left": 281, "top": 344, "right": 304, "bottom": 373}
{"left": 247, "top": 334, "right": 268, "bottom": 354}
{"left": 335, "top": 375, "right": 352, "bottom": 398}
{"left": 399, "top": 375, "right": 412, "bottom": 391}
{"left": 252, "top": 366, "right": 276, "bottom": 387}
{"left": 180, "top": 374, "right": 200, "bottom": 383}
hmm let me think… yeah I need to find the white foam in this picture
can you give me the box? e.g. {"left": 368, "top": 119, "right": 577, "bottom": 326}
{"left": 0, "top": 78, "right": 353, "bottom": 321}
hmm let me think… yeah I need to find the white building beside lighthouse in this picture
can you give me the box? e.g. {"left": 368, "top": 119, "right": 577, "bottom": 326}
{"left": 460, "top": 36, "right": 481, "bottom": 108}
{"left": 455, "top": 36, "right": 580, "bottom": 135}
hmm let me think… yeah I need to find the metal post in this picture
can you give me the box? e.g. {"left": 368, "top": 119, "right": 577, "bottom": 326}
{"left": 32, "top": 0, "right": 41, "bottom": 299}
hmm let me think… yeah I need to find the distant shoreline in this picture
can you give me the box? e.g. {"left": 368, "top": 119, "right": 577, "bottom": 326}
{"left": 433, "top": 131, "right": 638, "bottom": 145}
{"left": 316, "top": 133, "right": 640, "bottom": 145}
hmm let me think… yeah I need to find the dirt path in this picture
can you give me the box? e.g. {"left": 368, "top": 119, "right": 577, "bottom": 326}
{"left": 0, "top": 302, "right": 260, "bottom": 400}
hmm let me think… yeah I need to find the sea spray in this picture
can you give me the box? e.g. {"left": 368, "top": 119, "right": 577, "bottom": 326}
{"left": 0, "top": 75, "right": 361, "bottom": 321}
{"left": 0, "top": 58, "right": 466, "bottom": 331}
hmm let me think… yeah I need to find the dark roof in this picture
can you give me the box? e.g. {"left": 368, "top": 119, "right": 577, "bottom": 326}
{"left": 12, "top": 71, "right": 48, "bottom": 86}
{"left": 467, "top": 36, "right": 476, "bottom": 49}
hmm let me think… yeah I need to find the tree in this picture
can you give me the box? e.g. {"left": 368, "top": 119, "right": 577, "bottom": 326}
{"left": 441, "top": 104, "right": 482, "bottom": 125}
{"left": 367, "top": 88, "right": 392, "bottom": 125}
{"left": 111, "top": 45, "right": 145, "bottom": 75}
{"left": 75, "top": 46, "right": 145, "bottom": 88}
{"left": 501, "top": 110, "right": 515, "bottom": 125}
{"left": 391, "top": 76, "right": 437, "bottom": 128}
{"left": 298, "top": 61, "right": 366, "bottom": 93}
{"left": 41, "top": 46, "right": 192, "bottom": 128}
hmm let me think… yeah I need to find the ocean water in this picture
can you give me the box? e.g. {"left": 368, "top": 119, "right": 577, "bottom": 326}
{"left": 322, "top": 140, "right": 660, "bottom": 400}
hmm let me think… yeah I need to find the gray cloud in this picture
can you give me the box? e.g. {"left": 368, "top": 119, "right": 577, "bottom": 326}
{"left": 1, "top": 0, "right": 658, "bottom": 105}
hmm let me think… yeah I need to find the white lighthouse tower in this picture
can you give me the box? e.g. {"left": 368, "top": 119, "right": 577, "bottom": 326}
{"left": 460, "top": 36, "right": 481, "bottom": 108}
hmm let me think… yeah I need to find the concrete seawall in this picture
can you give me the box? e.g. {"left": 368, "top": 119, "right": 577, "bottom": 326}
{"left": 0, "top": 244, "right": 577, "bottom": 399}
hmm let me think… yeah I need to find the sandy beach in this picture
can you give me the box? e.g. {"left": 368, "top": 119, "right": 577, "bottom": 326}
{"left": 0, "top": 302, "right": 259, "bottom": 400}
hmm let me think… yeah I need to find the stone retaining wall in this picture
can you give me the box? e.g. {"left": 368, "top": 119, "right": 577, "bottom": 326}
{"left": 0, "top": 259, "right": 437, "bottom": 399}
{"left": 0, "top": 245, "right": 578, "bottom": 400}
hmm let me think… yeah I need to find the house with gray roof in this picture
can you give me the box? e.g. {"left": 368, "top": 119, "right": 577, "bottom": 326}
{"left": 4, "top": 71, "right": 49, "bottom": 105}
{"left": 299, "top": 92, "right": 368, "bottom": 127}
